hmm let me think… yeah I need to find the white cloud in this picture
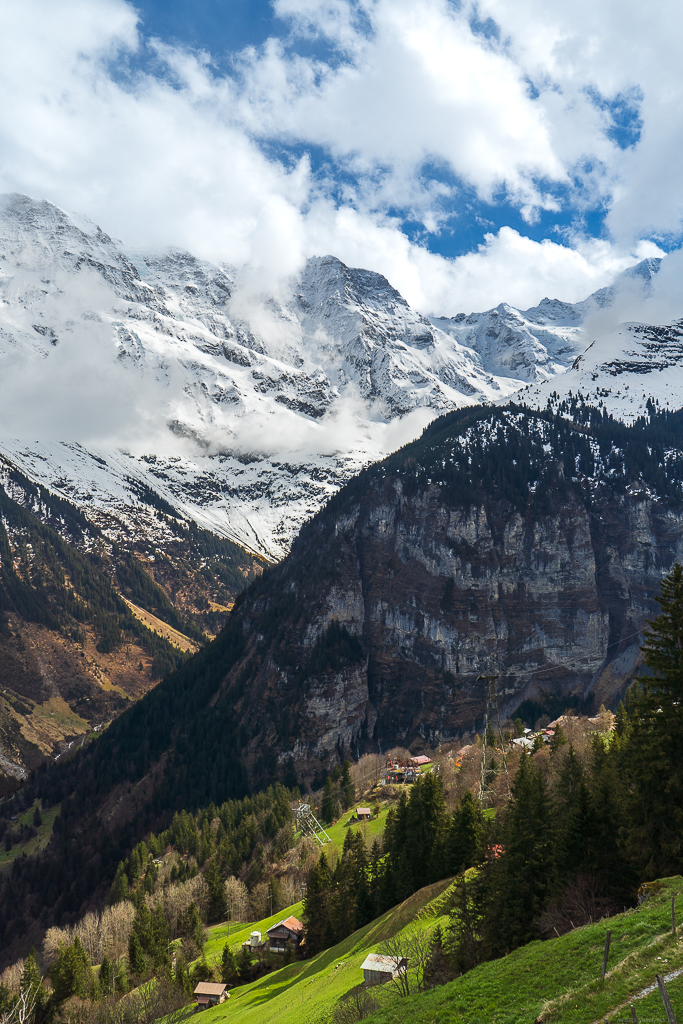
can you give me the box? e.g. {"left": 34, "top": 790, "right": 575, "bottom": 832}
{"left": 241, "top": 0, "right": 570, "bottom": 216}
{"left": 0, "top": 0, "right": 681, "bottom": 322}
{"left": 476, "top": 0, "right": 683, "bottom": 242}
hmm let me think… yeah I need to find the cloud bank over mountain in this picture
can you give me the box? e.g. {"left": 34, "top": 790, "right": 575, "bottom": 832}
{"left": 0, "top": 0, "right": 676, "bottom": 314}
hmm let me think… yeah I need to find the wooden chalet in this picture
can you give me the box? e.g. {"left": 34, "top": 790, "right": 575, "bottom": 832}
{"left": 266, "top": 915, "right": 304, "bottom": 953}
{"left": 193, "top": 982, "right": 229, "bottom": 1009}
{"left": 356, "top": 807, "right": 372, "bottom": 820}
{"left": 360, "top": 953, "right": 407, "bottom": 986}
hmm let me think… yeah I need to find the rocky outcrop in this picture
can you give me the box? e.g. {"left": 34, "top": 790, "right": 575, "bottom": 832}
{"left": 31, "top": 402, "right": 683, "bottom": 828}
{"left": 213, "top": 404, "right": 683, "bottom": 777}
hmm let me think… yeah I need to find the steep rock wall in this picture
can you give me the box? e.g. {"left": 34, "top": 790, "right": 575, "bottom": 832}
{"left": 217, "top": 407, "right": 683, "bottom": 777}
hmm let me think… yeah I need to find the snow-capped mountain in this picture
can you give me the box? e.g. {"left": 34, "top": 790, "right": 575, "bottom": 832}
{"left": 520, "top": 318, "right": 683, "bottom": 421}
{"left": 431, "top": 258, "right": 662, "bottom": 384}
{"left": 0, "top": 193, "right": 670, "bottom": 557}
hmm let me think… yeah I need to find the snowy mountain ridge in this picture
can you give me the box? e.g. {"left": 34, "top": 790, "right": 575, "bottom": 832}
{"left": 0, "top": 193, "right": 675, "bottom": 557}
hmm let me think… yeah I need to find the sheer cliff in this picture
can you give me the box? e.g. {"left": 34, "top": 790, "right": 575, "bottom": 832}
{"left": 42, "top": 402, "right": 683, "bottom": 818}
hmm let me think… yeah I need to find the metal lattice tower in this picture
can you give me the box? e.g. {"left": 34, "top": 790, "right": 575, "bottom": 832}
{"left": 292, "top": 802, "right": 331, "bottom": 846}
{"left": 477, "top": 674, "right": 511, "bottom": 804}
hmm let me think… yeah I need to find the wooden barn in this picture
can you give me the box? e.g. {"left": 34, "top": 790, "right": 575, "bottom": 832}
{"left": 360, "top": 952, "right": 407, "bottom": 986}
{"left": 193, "top": 982, "right": 229, "bottom": 1009}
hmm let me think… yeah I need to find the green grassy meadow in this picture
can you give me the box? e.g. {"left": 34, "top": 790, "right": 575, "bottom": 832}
{"left": 186, "top": 877, "right": 683, "bottom": 1024}
{"left": 188, "top": 877, "right": 454, "bottom": 1024}
{"left": 369, "top": 876, "right": 683, "bottom": 1024}
{"left": 323, "top": 804, "right": 392, "bottom": 855}
{"left": 202, "top": 903, "right": 305, "bottom": 965}
{"left": 0, "top": 800, "right": 60, "bottom": 871}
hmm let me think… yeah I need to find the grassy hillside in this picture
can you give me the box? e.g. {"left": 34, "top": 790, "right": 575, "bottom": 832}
{"left": 187, "top": 877, "right": 454, "bottom": 1024}
{"left": 202, "top": 903, "right": 305, "bottom": 966}
{"left": 199, "top": 806, "right": 391, "bottom": 966}
{"left": 172, "top": 877, "right": 683, "bottom": 1024}
{"left": 369, "top": 876, "right": 683, "bottom": 1024}
{"left": 0, "top": 799, "right": 60, "bottom": 872}
{"left": 323, "top": 805, "right": 392, "bottom": 855}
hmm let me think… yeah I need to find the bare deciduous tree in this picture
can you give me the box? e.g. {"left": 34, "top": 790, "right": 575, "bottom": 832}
{"left": 0, "top": 987, "right": 36, "bottom": 1024}
{"left": 100, "top": 901, "right": 136, "bottom": 960}
{"left": 279, "top": 876, "right": 300, "bottom": 909}
{"left": 43, "top": 926, "right": 72, "bottom": 966}
{"left": 249, "top": 880, "right": 270, "bottom": 921}
{"left": 333, "top": 986, "right": 374, "bottom": 1023}
{"left": 0, "top": 960, "right": 25, "bottom": 996}
{"left": 224, "top": 876, "right": 249, "bottom": 922}
{"left": 379, "top": 927, "right": 432, "bottom": 997}
{"left": 147, "top": 874, "right": 209, "bottom": 936}
{"left": 350, "top": 754, "right": 384, "bottom": 793}
{"left": 94, "top": 977, "right": 191, "bottom": 1024}
{"left": 74, "top": 910, "right": 102, "bottom": 964}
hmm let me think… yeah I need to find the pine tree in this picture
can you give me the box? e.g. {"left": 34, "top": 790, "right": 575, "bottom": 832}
{"left": 236, "top": 945, "right": 253, "bottom": 983}
{"left": 549, "top": 725, "right": 568, "bottom": 753}
{"left": 32, "top": 805, "right": 42, "bottom": 828}
{"left": 174, "top": 952, "right": 192, "bottom": 996}
{"left": 128, "top": 932, "right": 146, "bottom": 977}
{"left": 303, "top": 851, "right": 333, "bottom": 954}
{"left": 20, "top": 950, "right": 41, "bottom": 994}
{"left": 341, "top": 760, "right": 354, "bottom": 809}
{"left": 220, "top": 942, "right": 238, "bottom": 985}
{"left": 448, "top": 791, "right": 485, "bottom": 875}
{"left": 354, "top": 871, "right": 376, "bottom": 930}
{"left": 206, "top": 859, "right": 228, "bottom": 922}
{"left": 321, "top": 777, "right": 335, "bottom": 823}
{"left": 99, "top": 955, "right": 114, "bottom": 997}
{"left": 406, "top": 773, "right": 447, "bottom": 887}
{"left": 50, "top": 938, "right": 93, "bottom": 1003}
{"left": 624, "top": 562, "right": 683, "bottom": 873}
{"left": 483, "top": 750, "right": 552, "bottom": 956}
{"left": 184, "top": 902, "right": 205, "bottom": 951}
{"left": 107, "top": 862, "right": 129, "bottom": 905}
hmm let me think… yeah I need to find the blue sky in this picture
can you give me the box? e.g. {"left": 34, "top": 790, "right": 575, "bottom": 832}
{"left": 135, "top": 0, "right": 278, "bottom": 58}
{"left": 0, "top": 0, "right": 679, "bottom": 312}
{"left": 131, "top": 0, "right": 619, "bottom": 261}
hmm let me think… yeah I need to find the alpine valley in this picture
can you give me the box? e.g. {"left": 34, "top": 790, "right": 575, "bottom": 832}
{"left": 1, "top": 192, "right": 683, "bottom": 788}
{"left": 3, "top": 190, "right": 683, "bottom": 1002}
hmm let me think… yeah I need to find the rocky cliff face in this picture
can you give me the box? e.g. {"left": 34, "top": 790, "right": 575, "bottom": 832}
{"left": 218, "top": 404, "right": 683, "bottom": 778}
{"left": 20, "top": 402, "right": 683, "bottom": 861}
{"left": 7, "top": 402, "right": 682, "bottom": 803}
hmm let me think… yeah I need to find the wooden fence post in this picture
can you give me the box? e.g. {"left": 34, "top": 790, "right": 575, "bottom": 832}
{"left": 657, "top": 974, "right": 678, "bottom": 1024}
{"left": 601, "top": 930, "right": 611, "bottom": 981}
{"left": 630, "top": 1004, "right": 638, "bottom": 1023}
{"left": 673, "top": 896, "right": 677, "bottom": 936}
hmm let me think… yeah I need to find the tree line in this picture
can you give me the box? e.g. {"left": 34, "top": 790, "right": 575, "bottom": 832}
{"left": 305, "top": 561, "right": 683, "bottom": 977}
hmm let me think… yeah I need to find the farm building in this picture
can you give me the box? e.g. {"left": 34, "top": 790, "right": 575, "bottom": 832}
{"left": 360, "top": 953, "right": 408, "bottom": 986}
{"left": 410, "top": 754, "right": 432, "bottom": 767}
{"left": 356, "top": 807, "right": 372, "bottom": 820}
{"left": 266, "top": 915, "right": 304, "bottom": 953}
{"left": 193, "top": 982, "right": 229, "bottom": 1009}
